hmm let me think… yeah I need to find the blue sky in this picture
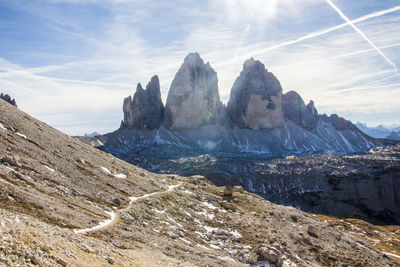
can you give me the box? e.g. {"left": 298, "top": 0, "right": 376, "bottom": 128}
{"left": 0, "top": 0, "right": 399, "bottom": 135}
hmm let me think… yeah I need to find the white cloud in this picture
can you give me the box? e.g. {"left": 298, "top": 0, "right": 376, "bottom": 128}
{"left": 1, "top": 0, "right": 399, "bottom": 134}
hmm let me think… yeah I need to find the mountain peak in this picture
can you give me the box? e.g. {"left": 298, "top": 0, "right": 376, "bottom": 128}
{"left": 122, "top": 76, "right": 164, "bottom": 129}
{"left": 227, "top": 58, "right": 284, "bottom": 129}
{"left": 183, "top": 52, "right": 203, "bottom": 66}
{"left": 164, "top": 53, "right": 221, "bottom": 129}
{"left": 0, "top": 93, "right": 17, "bottom": 107}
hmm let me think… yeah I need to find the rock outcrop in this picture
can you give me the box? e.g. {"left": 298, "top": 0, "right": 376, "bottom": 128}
{"left": 164, "top": 53, "right": 222, "bottom": 129}
{"left": 122, "top": 76, "right": 164, "bottom": 129}
{"left": 282, "top": 91, "right": 318, "bottom": 130}
{"left": 227, "top": 58, "right": 284, "bottom": 130}
{"left": 0, "top": 93, "right": 17, "bottom": 107}
{"left": 320, "top": 113, "right": 357, "bottom": 131}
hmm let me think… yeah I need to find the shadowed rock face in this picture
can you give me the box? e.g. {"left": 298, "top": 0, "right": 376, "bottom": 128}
{"left": 320, "top": 113, "right": 358, "bottom": 131}
{"left": 0, "top": 93, "right": 17, "bottom": 107}
{"left": 282, "top": 91, "right": 319, "bottom": 130}
{"left": 122, "top": 76, "right": 164, "bottom": 129}
{"left": 164, "top": 53, "right": 222, "bottom": 130}
{"left": 227, "top": 58, "right": 284, "bottom": 130}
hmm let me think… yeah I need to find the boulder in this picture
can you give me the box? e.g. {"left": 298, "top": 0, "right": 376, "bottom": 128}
{"left": 282, "top": 91, "right": 319, "bottom": 130}
{"left": 227, "top": 58, "right": 284, "bottom": 130}
{"left": 121, "top": 75, "right": 164, "bottom": 129}
{"left": 164, "top": 53, "right": 222, "bottom": 129}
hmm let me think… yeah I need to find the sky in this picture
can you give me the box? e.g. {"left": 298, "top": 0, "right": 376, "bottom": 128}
{"left": 0, "top": 0, "right": 399, "bottom": 135}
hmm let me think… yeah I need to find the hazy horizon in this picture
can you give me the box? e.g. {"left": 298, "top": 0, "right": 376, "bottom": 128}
{"left": 0, "top": 0, "right": 399, "bottom": 135}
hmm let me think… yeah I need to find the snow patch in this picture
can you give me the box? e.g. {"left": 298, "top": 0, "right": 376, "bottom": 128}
{"left": 203, "top": 202, "right": 217, "bottom": 210}
{"left": 44, "top": 165, "right": 55, "bottom": 172}
{"left": 114, "top": 173, "right": 127, "bottom": 179}
{"left": 283, "top": 259, "right": 298, "bottom": 267}
{"left": 100, "top": 166, "right": 112, "bottom": 175}
{"left": 231, "top": 230, "right": 242, "bottom": 239}
{"left": 384, "top": 252, "right": 400, "bottom": 259}
{"left": 16, "top": 132, "right": 26, "bottom": 139}
{"left": 183, "top": 189, "right": 194, "bottom": 195}
{"left": 153, "top": 208, "right": 166, "bottom": 214}
{"left": 74, "top": 210, "right": 116, "bottom": 234}
{"left": 204, "top": 225, "right": 220, "bottom": 233}
{"left": 96, "top": 138, "right": 104, "bottom": 146}
{"left": 0, "top": 122, "right": 6, "bottom": 130}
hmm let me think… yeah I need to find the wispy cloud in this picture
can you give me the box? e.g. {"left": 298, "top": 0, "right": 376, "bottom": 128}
{"left": 325, "top": 0, "right": 397, "bottom": 73}
{"left": 0, "top": 0, "right": 399, "bottom": 134}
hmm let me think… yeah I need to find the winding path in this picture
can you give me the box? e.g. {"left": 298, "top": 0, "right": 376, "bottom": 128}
{"left": 74, "top": 183, "right": 182, "bottom": 234}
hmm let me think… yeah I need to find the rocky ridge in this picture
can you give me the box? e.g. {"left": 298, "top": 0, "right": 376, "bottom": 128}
{"left": 119, "top": 53, "right": 374, "bottom": 155}
{"left": 122, "top": 75, "right": 164, "bottom": 129}
{"left": 0, "top": 93, "right": 17, "bottom": 107}
{"left": 1, "top": 94, "right": 399, "bottom": 266}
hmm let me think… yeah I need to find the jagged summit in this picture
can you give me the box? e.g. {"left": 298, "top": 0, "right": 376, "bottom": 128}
{"left": 282, "top": 91, "right": 319, "bottom": 130}
{"left": 227, "top": 57, "right": 284, "bottom": 130}
{"left": 122, "top": 75, "right": 164, "bottom": 129}
{"left": 163, "top": 52, "right": 222, "bottom": 129}
{"left": 117, "top": 53, "right": 374, "bottom": 156}
{"left": 0, "top": 93, "right": 17, "bottom": 107}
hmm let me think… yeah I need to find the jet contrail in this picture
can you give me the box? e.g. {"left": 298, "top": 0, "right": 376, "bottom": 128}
{"left": 215, "top": 5, "right": 400, "bottom": 68}
{"left": 325, "top": 0, "right": 398, "bottom": 73}
{"left": 272, "top": 42, "right": 400, "bottom": 70}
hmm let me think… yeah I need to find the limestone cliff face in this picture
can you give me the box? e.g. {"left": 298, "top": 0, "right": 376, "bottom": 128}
{"left": 282, "top": 91, "right": 319, "bottom": 130}
{"left": 122, "top": 75, "right": 164, "bottom": 129}
{"left": 164, "top": 53, "right": 222, "bottom": 130}
{"left": 227, "top": 58, "right": 284, "bottom": 130}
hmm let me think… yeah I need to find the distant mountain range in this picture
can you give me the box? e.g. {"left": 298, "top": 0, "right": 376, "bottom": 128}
{"left": 84, "top": 131, "right": 100, "bottom": 137}
{"left": 355, "top": 122, "right": 400, "bottom": 140}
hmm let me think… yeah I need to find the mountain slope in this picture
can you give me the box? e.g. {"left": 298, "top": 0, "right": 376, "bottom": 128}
{"left": 0, "top": 99, "right": 398, "bottom": 266}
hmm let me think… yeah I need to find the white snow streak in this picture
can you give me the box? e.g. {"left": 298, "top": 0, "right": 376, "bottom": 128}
{"left": 96, "top": 138, "right": 104, "bottom": 146}
{"left": 16, "top": 132, "right": 26, "bottom": 139}
{"left": 0, "top": 122, "right": 6, "bottom": 130}
{"left": 100, "top": 166, "right": 112, "bottom": 175}
{"left": 44, "top": 165, "right": 55, "bottom": 172}
{"left": 384, "top": 252, "right": 400, "bottom": 259}
{"left": 114, "top": 173, "right": 127, "bottom": 179}
{"left": 202, "top": 202, "right": 217, "bottom": 210}
{"left": 231, "top": 230, "right": 242, "bottom": 239}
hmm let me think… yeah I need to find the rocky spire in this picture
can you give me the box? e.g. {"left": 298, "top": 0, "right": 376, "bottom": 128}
{"left": 282, "top": 91, "right": 319, "bottom": 130}
{"left": 0, "top": 93, "right": 17, "bottom": 107}
{"left": 226, "top": 58, "right": 284, "bottom": 130}
{"left": 122, "top": 75, "right": 164, "bottom": 129}
{"left": 163, "top": 53, "right": 222, "bottom": 129}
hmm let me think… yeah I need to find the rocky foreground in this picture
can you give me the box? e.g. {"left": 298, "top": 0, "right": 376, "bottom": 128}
{"left": 1, "top": 96, "right": 399, "bottom": 266}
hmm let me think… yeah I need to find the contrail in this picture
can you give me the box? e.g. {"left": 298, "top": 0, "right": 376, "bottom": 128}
{"left": 215, "top": 5, "right": 400, "bottom": 68}
{"left": 325, "top": 0, "right": 398, "bottom": 73}
{"left": 272, "top": 42, "right": 400, "bottom": 70}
